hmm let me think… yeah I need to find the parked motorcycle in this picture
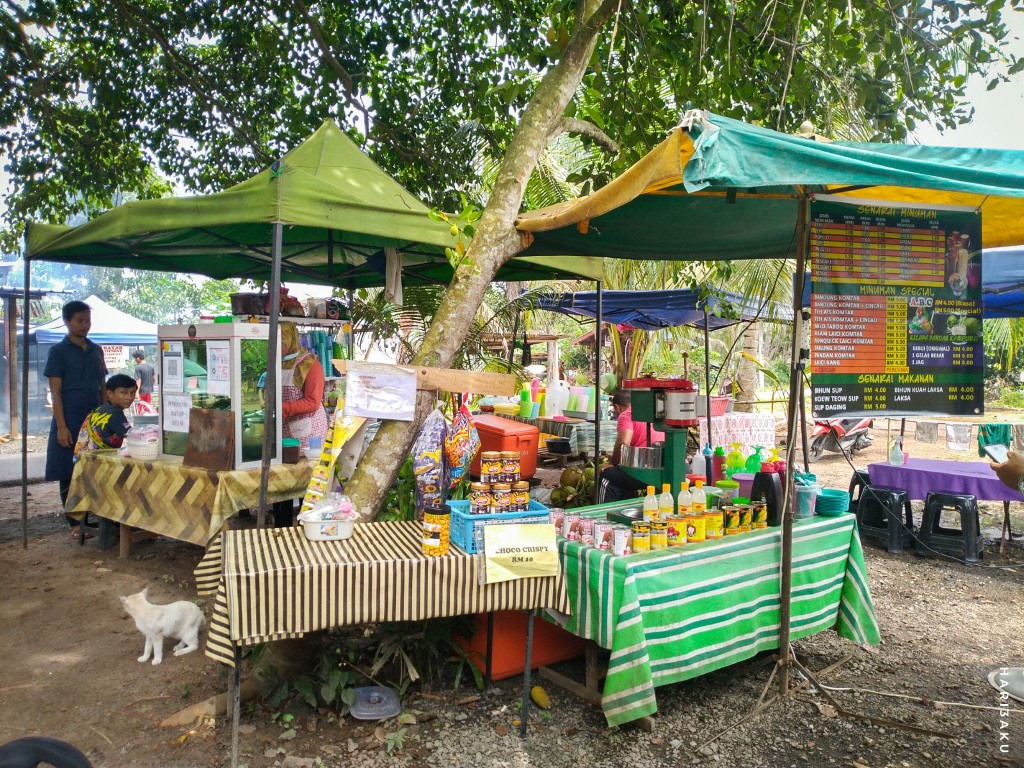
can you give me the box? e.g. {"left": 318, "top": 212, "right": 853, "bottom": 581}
{"left": 807, "top": 417, "right": 874, "bottom": 462}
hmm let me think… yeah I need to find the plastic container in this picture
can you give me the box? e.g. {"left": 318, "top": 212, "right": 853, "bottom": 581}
{"left": 350, "top": 686, "right": 401, "bottom": 720}
{"left": 732, "top": 472, "right": 755, "bottom": 499}
{"left": 794, "top": 484, "right": 819, "bottom": 519}
{"left": 125, "top": 437, "right": 160, "bottom": 461}
{"left": 297, "top": 508, "right": 358, "bottom": 540}
{"left": 455, "top": 611, "right": 587, "bottom": 681}
{"left": 470, "top": 415, "right": 540, "bottom": 479}
{"left": 446, "top": 499, "right": 550, "bottom": 554}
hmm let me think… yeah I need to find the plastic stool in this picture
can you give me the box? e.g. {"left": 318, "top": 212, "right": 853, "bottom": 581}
{"left": 856, "top": 485, "right": 914, "bottom": 554}
{"left": 848, "top": 469, "right": 870, "bottom": 509}
{"left": 919, "top": 492, "right": 983, "bottom": 563}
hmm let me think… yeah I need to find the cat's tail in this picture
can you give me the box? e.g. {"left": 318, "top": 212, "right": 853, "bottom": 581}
{"left": 0, "top": 736, "right": 93, "bottom": 768}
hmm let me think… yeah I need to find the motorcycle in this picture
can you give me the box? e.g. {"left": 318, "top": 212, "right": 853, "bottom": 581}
{"left": 807, "top": 417, "right": 874, "bottom": 462}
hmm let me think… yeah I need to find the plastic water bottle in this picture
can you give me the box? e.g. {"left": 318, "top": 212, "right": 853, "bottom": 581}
{"left": 712, "top": 446, "right": 726, "bottom": 484}
{"left": 677, "top": 481, "right": 692, "bottom": 514}
{"left": 659, "top": 483, "right": 675, "bottom": 519}
{"left": 643, "top": 485, "right": 659, "bottom": 522}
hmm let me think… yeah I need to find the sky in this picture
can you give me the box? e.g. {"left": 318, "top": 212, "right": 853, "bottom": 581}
{"left": 912, "top": 9, "right": 1024, "bottom": 150}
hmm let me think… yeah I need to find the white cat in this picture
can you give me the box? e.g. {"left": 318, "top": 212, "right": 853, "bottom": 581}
{"left": 119, "top": 588, "right": 205, "bottom": 666}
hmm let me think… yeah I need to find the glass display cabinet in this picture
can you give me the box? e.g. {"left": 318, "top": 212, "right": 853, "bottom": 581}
{"left": 158, "top": 322, "right": 283, "bottom": 470}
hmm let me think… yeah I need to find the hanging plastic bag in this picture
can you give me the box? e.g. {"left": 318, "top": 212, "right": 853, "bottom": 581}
{"left": 445, "top": 404, "right": 481, "bottom": 489}
{"left": 412, "top": 409, "right": 448, "bottom": 521}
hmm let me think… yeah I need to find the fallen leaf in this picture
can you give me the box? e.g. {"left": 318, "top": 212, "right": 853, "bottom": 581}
{"left": 397, "top": 713, "right": 416, "bottom": 725}
{"left": 495, "top": 723, "right": 508, "bottom": 736}
{"left": 457, "top": 695, "right": 481, "bottom": 706}
{"left": 374, "top": 726, "right": 385, "bottom": 743}
{"left": 812, "top": 701, "right": 838, "bottom": 718}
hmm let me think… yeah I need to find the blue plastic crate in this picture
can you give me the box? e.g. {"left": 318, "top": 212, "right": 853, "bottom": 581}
{"left": 447, "top": 499, "right": 551, "bottom": 554}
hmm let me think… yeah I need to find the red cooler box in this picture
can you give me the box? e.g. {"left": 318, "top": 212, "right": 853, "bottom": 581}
{"left": 470, "top": 414, "right": 539, "bottom": 479}
{"left": 456, "top": 611, "right": 587, "bottom": 681}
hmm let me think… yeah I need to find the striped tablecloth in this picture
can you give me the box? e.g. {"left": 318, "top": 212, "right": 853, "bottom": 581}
{"left": 558, "top": 513, "right": 879, "bottom": 727}
{"left": 66, "top": 452, "right": 312, "bottom": 547}
{"left": 196, "top": 520, "right": 571, "bottom": 666}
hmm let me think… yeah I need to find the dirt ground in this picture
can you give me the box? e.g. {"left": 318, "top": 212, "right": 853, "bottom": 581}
{"left": 1, "top": 416, "right": 1023, "bottom": 768}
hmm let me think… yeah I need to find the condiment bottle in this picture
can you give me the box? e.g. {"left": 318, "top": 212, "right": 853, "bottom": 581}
{"left": 712, "top": 446, "right": 727, "bottom": 484}
{"left": 691, "top": 479, "right": 707, "bottom": 514}
{"left": 677, "top": 481, "right": 692, "bottom": 514}
{"left": 643, "top": 485, "right": 659, "bottom": 522}
{"left": 659, "top": 483, "right": 675, "bottom": 519}
{"left": 703, "top": 443, "right": 714, "bottom": 484}
{"left": 726, "top": 442, "right": 745, "bottom": 479}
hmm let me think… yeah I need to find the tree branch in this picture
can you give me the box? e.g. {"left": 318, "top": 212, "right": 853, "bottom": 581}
{"left": 549, "top": 117, "right": 619, "bottom": 153}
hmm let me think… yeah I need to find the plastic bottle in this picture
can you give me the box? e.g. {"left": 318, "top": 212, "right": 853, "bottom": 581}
{"left": 691, "top": 480, "right": 707, "bottom": 518}
{"left": 689, "top": 451, "right": 703, "bottom": 476}
{"left": 725, "top": 442, "right": 745, "bottom": 479}
{"left": 744, "top": 445, "right": 765, "bottom": 474}
{"left": 712, "top": 446, "right": 726, "bottom": 484}
{"left": 702, "top": 443, "right": 714, "bottom": 484}
{"left": 889, "top": 436, "right": 904, "bottom": 466}
{"left": 677, "top": 481, "right": 692, "bottom": 514}
{"left": 773, "top": 447, "right": 788, "bottom": 490}
{"left": 659, "top": 483, "right": 675, "bottom": 519}
{"left": 643, "top": 485, "right": 659, "bottom": 522}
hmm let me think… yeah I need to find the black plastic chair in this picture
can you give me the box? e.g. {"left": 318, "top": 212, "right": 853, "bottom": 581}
{"left": 919, "top": 491, "right": 982, "bottom": 563}
{"left": 856, "top": 485, "right": 914, "bottom": 554}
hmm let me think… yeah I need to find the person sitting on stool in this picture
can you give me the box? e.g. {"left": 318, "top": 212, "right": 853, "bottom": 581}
{"left": 600, "top": 390, "right": 664, "bottom": 503}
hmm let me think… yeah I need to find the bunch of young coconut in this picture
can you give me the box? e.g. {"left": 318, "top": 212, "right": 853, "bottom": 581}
{"left": 549, "top": 464, "right": 596, "bottom": 509}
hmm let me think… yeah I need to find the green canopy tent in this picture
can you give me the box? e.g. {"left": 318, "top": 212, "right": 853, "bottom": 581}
{"left": 20, "top": 119, "right": 604, "bottom": 548}
{"left": 516, "top": 109, "right": 1024, "bottom": 701}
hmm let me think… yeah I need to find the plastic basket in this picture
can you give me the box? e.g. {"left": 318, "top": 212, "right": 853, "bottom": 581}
{"left": 126, "top": 439, "right": 159, "bottom": 461}
{"left": 447, "top": 499, "right": 551, "bottom": 554}
{"left": 710, "top": 396, "right": 731, "bottom": 417}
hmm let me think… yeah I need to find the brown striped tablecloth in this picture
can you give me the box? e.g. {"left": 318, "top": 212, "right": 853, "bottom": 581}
{"left": 196, "top": 521, "right": 571, "bottom": 666}
{"left": 66, "top": 452, "right": 313, "bottom": 547}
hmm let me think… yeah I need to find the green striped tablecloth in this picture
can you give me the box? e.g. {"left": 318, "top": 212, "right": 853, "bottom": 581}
{"left": 558, "top": 513, "right": 880, "bottom": 727}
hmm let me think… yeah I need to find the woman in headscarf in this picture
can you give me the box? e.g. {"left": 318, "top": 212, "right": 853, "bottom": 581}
{"left": 279, "top": 322, "right": 329, "bottom": 447}
{"left": 273, "top": 322, "right": 330, "bottom": 526}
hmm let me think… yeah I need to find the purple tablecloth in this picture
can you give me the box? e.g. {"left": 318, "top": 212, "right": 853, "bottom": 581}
{"left": 867, "top": 458, "right": 1024, "bottom": 503}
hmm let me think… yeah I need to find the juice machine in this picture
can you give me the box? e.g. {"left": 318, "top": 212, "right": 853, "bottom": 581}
{"left": 619, "top": 377, "right": 699, "bottom": 493}
{"left": 158, "top": 322, "right": 282, "bottom": 469}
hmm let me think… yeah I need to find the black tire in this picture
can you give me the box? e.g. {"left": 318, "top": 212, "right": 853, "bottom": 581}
{"left": 808, "top": 436, "right": 827, "bottom": 462}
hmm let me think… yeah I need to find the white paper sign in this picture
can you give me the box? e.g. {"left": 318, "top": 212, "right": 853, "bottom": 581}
{"left": 343, "top": 362, "right": 417, "bottom": 421}
{"left": 206, "top": 340, "right": 231, "bottom": 396}
{"left": 482, "top": 524, "right": 559, "bottom": 585}
{"left": 162, "top": 342, "right": 184, "bottom": 393}
{"left": 163, "top": 393, "right": 193, "bottom": 433}
{"left": 101, "top": 345, "right": 127, "bottom": 370}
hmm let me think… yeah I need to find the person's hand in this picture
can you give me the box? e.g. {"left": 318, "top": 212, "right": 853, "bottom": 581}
{"left": 990, "top": 449, "right": 1024, "bottom": 491}
{"left": 57, "top": 425, "right": 73, "bottom": 448}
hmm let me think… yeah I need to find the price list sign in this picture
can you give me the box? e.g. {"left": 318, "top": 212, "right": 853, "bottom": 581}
{"left": 810, "top": 196, "right": 983, "bottom": 418}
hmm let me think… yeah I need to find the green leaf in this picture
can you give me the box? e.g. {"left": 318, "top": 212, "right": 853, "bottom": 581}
{"left": 293, "top": 675, "right": 318, "bottom": 708}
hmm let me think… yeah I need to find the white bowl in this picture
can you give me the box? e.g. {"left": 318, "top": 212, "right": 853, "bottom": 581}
{"left": 303, "top": 448, "right": 321, "bottom": 460}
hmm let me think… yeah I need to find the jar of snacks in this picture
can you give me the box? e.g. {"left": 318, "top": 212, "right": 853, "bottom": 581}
{"left": 480, "top": 451, "right": 502, "bottom": 483}
{"left": 490, "top": 483, "right": 512, "bottom": 513}
{"left": 470, "top": 482, "right": 492, "bottom": 515}
{"left": 500, "top": 451, "right": 521, "bottom": 483}
{"left": 511, "top": 481, "right": 530, "bottom": 512}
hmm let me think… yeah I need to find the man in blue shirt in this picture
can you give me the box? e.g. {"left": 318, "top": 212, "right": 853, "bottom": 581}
{"left": 44, "top": 301, "right": 107, "bottom": 538}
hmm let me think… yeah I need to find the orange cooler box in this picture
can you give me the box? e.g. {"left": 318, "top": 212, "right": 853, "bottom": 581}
{"left": 471, "top": 414, "right": 539, "bottom": 479}
{"left": 456, "top": 611, "right": 587, "bottom": 681}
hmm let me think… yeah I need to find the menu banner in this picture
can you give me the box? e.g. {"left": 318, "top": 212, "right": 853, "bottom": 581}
{"left": 810, "top": 196, "right": 983, "bottom": 418}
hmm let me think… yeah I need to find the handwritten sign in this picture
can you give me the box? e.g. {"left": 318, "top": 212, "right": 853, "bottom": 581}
{"left": 101, "top": 345, "right": 127, "bottom": 370}
{"left": 343, "top": 362, "right": 417, "bottom": 421}
{"left": 163, "top": 392, "right": 193, "bottom": 434}
{"left": 482, "top": 524, "right": 558, "bottom": 585}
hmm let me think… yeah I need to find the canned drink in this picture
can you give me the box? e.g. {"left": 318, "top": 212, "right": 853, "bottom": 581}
{"left": 631, "top": 520, "right": 650, "bottom": 552}
{"left": 723, "top": 505, "right": 740, "bottom": 535}
{"left": 480, "top": 451, "right": 502, "bottom": 483}
{"left": 500, "top": 451, "right": 521, "bottom": 483}
{"left": 511, "top": 481, "right": 530, "bottom": 512}
{"left": 686, "top": 512, "right": 706, "bottom": 542}
{"left": 612, "top": 524, "right": 632, "bottom": 556}
{"left": 751, "top": 501, "right": 768, "bottom": 529}
{"left": 490, "top": 483, "right": 512, "bottom": 513}
{"left": 579, "top": 517, "right": 595, "bottom": 546}
{"left": 650, "top": 521, "right": 669, "bottom": 550}
{"left": 736, "top": 503, "right": 752, "bottom": 532}
{"left": 549, "top": 507, "right": 565, "bottom": 536}
{"left": 666, "top": 515, "right": 687, "bottom": 546}
{"left": 594, "top": 521, "right": 616, "bottom": 550}
{"left": 564, "top": 513, "right": 582, "bottom": 541}
{"left": 705, "top": 509, "right": 724, "bottom": 539}
{"left": 470, "top": 482, "right": 491, "bottom": 515}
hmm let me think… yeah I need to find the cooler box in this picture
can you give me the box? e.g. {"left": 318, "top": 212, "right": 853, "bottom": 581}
{"left": 470, "top": 414, "right": 539, "bottom": 479}
{"left": 456, "top": 611, "right": 587, "bottom": 681}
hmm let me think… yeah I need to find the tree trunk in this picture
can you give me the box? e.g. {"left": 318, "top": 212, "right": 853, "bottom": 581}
{"left": 735, "top": 322, "right": 762, "bottom": 413}
{"left": 344, "top": 0, "right": 618, "bottom": 520}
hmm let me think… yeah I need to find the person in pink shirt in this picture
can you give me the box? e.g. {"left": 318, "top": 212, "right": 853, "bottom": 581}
{"left": 600, "top": 390, "right": 664, "bottom": 502}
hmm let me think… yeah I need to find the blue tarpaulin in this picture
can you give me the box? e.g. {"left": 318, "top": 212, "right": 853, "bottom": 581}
{"left": 535, "top": 288, "right": 791, "bottom": 331}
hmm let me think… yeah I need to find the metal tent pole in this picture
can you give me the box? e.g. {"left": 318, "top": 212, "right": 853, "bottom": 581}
{"left": 21, "top": 257, "right": 30, "bottom": 548}
{"left": 257, "top": 221, "right": 284, "bottom": 528}
{"left": 593, "top": 280, "right": 602, "bottom": 504}
{"left": 779, "top": 192, "right": 810, "bottom": 694}
{"left": 703, "top": 305, "right": 712, "bottom": 454}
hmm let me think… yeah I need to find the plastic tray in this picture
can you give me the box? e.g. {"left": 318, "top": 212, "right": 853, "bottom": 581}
{"left": 447, "top": 499, "right": 550, "bottom": 554}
